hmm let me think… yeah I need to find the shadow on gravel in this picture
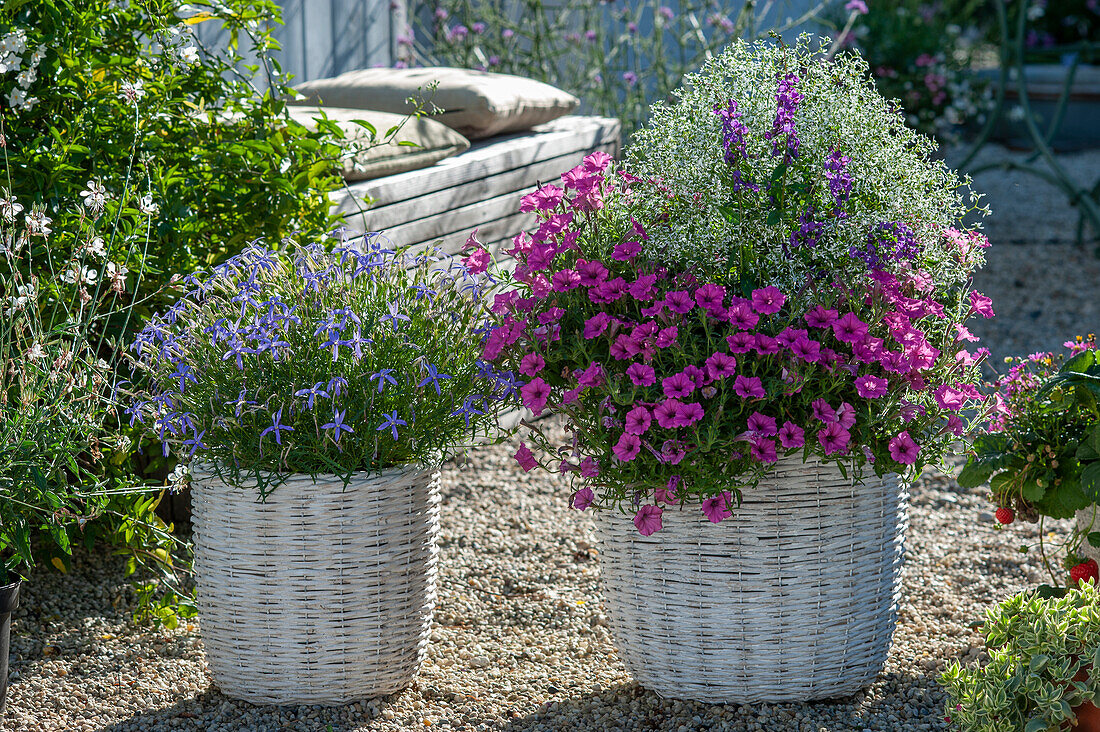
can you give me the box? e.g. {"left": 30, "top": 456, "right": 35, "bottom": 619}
{"left": 497, "top": 672, "right": 949, "bottom": 732}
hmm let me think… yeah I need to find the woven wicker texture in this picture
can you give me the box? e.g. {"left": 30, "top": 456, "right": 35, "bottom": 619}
{"left": 596, "top": 456, "right": 908, "bottom": 704}
{"left": 191, "top": 466, "right": 440, "bottom": 705}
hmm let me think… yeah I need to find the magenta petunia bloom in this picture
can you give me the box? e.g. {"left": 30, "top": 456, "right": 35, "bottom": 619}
{"left": 749, "top": 436, "right": 778, "bottom": 463}
{"left": 778, "top": 421, "right": 805, "bottom": 448}
{"left": 656, "top": 326, "right": 678, "bottom": 348}
{"left": 968, "top": 291, "right": 994, "bottom": 318}
{"left": 776, "top": 327, "right": 809, "bottom": 349}
{"left": 660, "top": 440, "right": 687, "bottom": 465}
{"left": 664, "top": 290, "right": 695, "bottom": 314}
{"left": 817, "top": 422, "right": 851, "bottom": 455}
{"left": 726, "top": 331, "right": 756, "bottom": 353}
{"left": 576, "top": 259, "right": 609, "bottom": 287}
{"left": 733, "top": 375, "right": 765, "bottom": 399}
{"left": 694, "top": 284, "right": 726, "bottom": 313}
{"left": 613, "top": 431, "right": 642, "bottom": 461}
{"left": 805, "top": 305, "right": 839, "bottom": 328}
{"left": 462, "top": 246, "right": 491, "bottom": 275}
{"left": 702, "top": 491, "right": 734, "bottom": 523}
{"left": 747, "top": 411, "right": 778, "bottom": 437}
{"left": 550, "top": 269, "right": 582, "bottom": 292}
{"left": 583, "top": 150, "right": 612, "bottom": 173}
{"left": 520, "top": 377, "right": 551, "bottom": 416}
{"left": 888, "top": 430, "right": 920, "bottom": 464}
{"left": 627, "top": 362, "right": 657, "bottom": 387}
{"left": 515, "top": 442, "right": 538, "bottom": 471}
{"left": 519, "top": 352, "right": 545, "bottom": 377}
{"left": 855, "top": 374, "right": 888, "bottom": 399}
{"left": 790, "top": 336, "right": 821, "bottom": 363}
{"left": 726, "top": 301, "right": 760, "bottom": 330}
{"left": 811, "top": 398, "right": 836, "bottom": 424}
{"left": 583, "top": 312, "right": 611, "bottom": 339}
{"left": 577, "top": 361, "right": 605, "bottom": 388}
{"left": 571, "top": 487, "right": 595, "bottom": 510}
{"left": 655, "top": 475, "right": 681, "bottom": 504}
{"left": 832, "top": 312, "right": 869, "bottom": 343}
{"left": 755, "top": 334, "right": 781, "bottom": 355}
{"left": 562, "top": 386, "right": 582, "bottom": 405}
{"left": 612, "top": 240, "right": 642, "bottom": 260}
{"left": 654, "top": 398, "right": 683, "bottom": 429}
{"left": 934, "top": 384, "right": 969, "bottom": 410}
{"left": 705, "top": 351, "right": 738, "bottom": 379}
{"left": 662, "top": 372, "right": 696, "bottom": 399}
{"left": 750, "top": 286, "right": 785, "bottom": 315}
{"left": 624, "top": 405, "right": 652, "bottom": 435}
{"left": 633, "top": 504, "right": 664, "bottom": 536}
{"left": 627, "top": 274, "right": 658, "bottom": 301}
{"left": 519, "top": 183, "right": 564, "bottom": 212}
{"left": 835, "top": 402, "right": 856, "bottom": 429}
{"left": 676, "top": 401, "right": 705, "bottom": 427}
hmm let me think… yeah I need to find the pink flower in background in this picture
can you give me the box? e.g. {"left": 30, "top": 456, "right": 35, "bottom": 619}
{"left": 577, "top": 362, "right": 605, "bottom": 388}
{"left": 579, "top": 457, "right": 600, "bottom": 477}
{"left": 612, "top": 240, "right": 641, "bottom": 260}
{"left": 627, "top": 363, "right": 657, "bottom": 386}
{"left": 628, "top": 274, "right": 658, "bottom": 301}
{"left": 624, "top": 406, "right": 652, "bottom": 435}
{"left": 515, "top": 443, "right": 537, "bottom": 471}
{"left": 583, "top": 151, "right": 612, "bottom": 173}
{"left": 805, "top": 305, "right": 839, "bottom": 328}
{"left": 755, "top": 334, "right": 781, "bottom": 355}
{"left": 845, "top": 0, "right": 868, "bottom": 15}
{"left": 676, "top": 401, "right": 705, "bottom": 427}
{"left": 955, "top": 324, "right": 979, "bottom": 342}
{"left": 550, "top": 269, "right": 581, "bottom": 292}
{"left": 706, "top": 351, "right": 738, "bottom": 379}
{"left": 944, "top": 415, "right": 966, "bottom": 436}
{"left": 519, "top": 184, "right": 564, "bottom": 212}
{"left": 727, "top": 332, "right": 756, "bottom": 353}
{"left": 811, "top": 398, "right": 837, "bottom": 424}
{"left": 855, "top": 375, "right": 888, "bottom": 399}
{"left": 576, "top": 259, "right": 609, "bottom": 286}
{"left": 694, "top": 284, "right": 726, "bottom": 313}
{"left": 662, "top": 372, "right": 696, "bottom": 399}
{"left": 778, "top": 421, "right": 805, "bottom": 448}
{"left": 702, "top": 491, "right": 734, "bottom": 523}
{"left": 571, "top": 487, "right": 595, "bottom": 510}
{"left": 817, "top": 422, "right": 851, "bottom": 455}
{"left": 969, "top": 291, "right": 995, "bottom": 318}
{"left": 889, "top": 431, "right": 920, "bottom": 464}
{"left": 634, "top": 505, "right": 663, "bottom": 536}
{"left": 747, "top": 411, "right": 778, "bottom": 437}
{"left": 656, "top": 326, "right": 678, "bottom": 348}
{"left": 655, "top": 475, "right": 681, "bottom": 503}
{"left": 835, "top": 402, "right": 857, "bottom": 429}
{"left": 519, "top": 353, "right": 545, "bottom": 377}
{"left": 462, "top": 246, "right": 491, "bottom": 275}
{"left": 934, "top": 384, "right": 969, "bottom": 411}
{"left": 613, "top": 432, "right": 642, "bottom": 461}
{"left": 583, "top": 312, "right": 611, "bottom": 339}
{"left": 520, "top": 377, "right": 551, "bottom": 415}
{"left": 562, "top": 386, "right": 582, "bottom": 405}
{"left": 833, "top": 312, "right": 869, "bottom": 343}
{"left": 790, "top": 336, "right": 822, "bottom": 363}
{"left": 750, "top": 286, "right": 785, "bottom": 315}
{"left": 733, "top": 375, "right": 765, "bottom": 399}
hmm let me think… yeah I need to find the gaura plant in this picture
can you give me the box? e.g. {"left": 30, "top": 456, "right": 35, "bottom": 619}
{"left": 481, "top": 37, "right": 994, "bottom": 534}
{"left": 125, "top": 234, "right": 516, "bottom": 494}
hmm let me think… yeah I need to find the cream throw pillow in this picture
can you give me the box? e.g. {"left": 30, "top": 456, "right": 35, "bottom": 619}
{"left": 287, "top": 106, "right": 470, "bottom": 181}
{"left": 291, "top": 67, "right": 579, "bottom": 140}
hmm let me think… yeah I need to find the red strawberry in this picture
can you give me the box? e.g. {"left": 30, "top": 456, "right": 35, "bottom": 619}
{"left": 1070, "top": 560, "right": 1099, "bottom": 585}
{"left": 995, "top": 507, "right": 1014, "bottom": 525}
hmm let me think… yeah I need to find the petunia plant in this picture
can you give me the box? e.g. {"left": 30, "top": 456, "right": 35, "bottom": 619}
{"left": 125, "top": 233, "right": 516, "bottom": 495}
{"left": 482, "top": 37, "right": 995, "bottom": 534}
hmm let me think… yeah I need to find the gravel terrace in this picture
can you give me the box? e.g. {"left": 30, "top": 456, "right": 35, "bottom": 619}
{"left": 2, "top": 144, "right": 1098, "bottom": 732}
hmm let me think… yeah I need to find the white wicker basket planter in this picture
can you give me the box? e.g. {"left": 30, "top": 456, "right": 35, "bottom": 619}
{"left": 596, "top": 455, "right": 908, "bottom": 704}
{"left": 191, "top": 466, "right": 441, "bottom": 705}
{"left": 1077, "top": 506, "right": 1100, "bottom": 564}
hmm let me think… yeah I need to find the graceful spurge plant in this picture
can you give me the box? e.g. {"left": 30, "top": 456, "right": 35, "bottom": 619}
{"left": 484, "top": 37, "right": 995, "bottom": 534}
{"left": 126, "top": 234, "right": 515, "bottom": 493}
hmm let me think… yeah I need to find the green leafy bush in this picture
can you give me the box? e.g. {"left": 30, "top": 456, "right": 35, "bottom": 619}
{"left": 942, "top": 584, "right": 1100, "bottom": 732}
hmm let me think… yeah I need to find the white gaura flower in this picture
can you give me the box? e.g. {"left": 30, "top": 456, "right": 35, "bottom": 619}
{"left": 80, "top": 180, "right": 108, "bottom": 215}
{"left": 1, "top": 192, "right": 24, "bottom": 222}
{"left": 138, "top": 194, "right": 159, "bottom": 216}
{"left": 85, "top": 236, "right": 108, "bottom": 258}
{"left": 106, "top": 261, "right": 129, "bottom": 291}
{"left": 0, "top": 231, "right": 25, "bottom": 259}
{"left": 25, "top": 205, "right": 51, "bottom": 237}
{"left": 27, "top": 342, "right": 47, "bottom": 360}
{"left": 120, "top": 79, "right": 145, "bottom": 104}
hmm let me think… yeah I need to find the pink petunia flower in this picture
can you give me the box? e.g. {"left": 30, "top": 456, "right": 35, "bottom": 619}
{"left": 747, "top": 411, "right": 778, "bottom": 437}
{"left": 664, "top": 290, "right": 694, "bottom": 314}
{"left": 888, "top": 431, "right": 920, "bottom": 464}
{"left": 576, "top": 259, "right": 609, "bottom": 287}
{"left": 751, "top": 286, "right": 785, "bottom": 315}
{"left": 778, "top": 421, "right": 805, "bottom": 449}
{"left": 805, "top": 305, "right": 839, "bottom": 328}
{"left": 577, "top": 362, "right": 605, "bottom": 389}
{"left": 694, "top": 284, "right": 726, "bottom": 314}
{"left": 811, "top": 398, "right": 837, "bottom": 424}
{"left": 969, "top": 291, "right": 994, "bottom": 318}
{"left": 934, "top": 384, "right": 969, "bottom": 411}
{"left": 519, "top": 184, "right": 565, "bottom": 212}
{"left": 551, "top": 269, "right": 581, "bottom": 292}
{"left": 519, "top": 352, "right": 545, "bottom": 377}
{"left": 624, "top": 406, "right": 652, "bottom": 435}
{"left": 627, "top": 274, "right": 658, "bottom": 301}
{"left": 656, "top": 326, "right": 678, "bottom": 348}
{"left": 726, "top": 301, "right": 760, "bottom": 330}
{"left": 571, "top": 487, "right": 595, "bottom": 510}
{"left": 790, "top": 336, "right": 822, "bottom": 363}
{"left": 855, "top": 374, "right": 888, "bottom": 399}
{"left": 515, "top": 442, "right": 537, "bottom": 471}
{"left": 613, "top": 432, "right": 642, "bottom": 461}
{"left": 833, "top": 312, "right": 869, "bottom": 343}
{"left": 520, "top": 377, "right": 551, "bottom": 416}
{"left": 662, "top": 372, "right": 696, "bottom": 399}
{"left": 612, "top": 240, "right": 642, "bottom": 260}
{"left": 633, "top": 504, "right": 663, "bottom": 536}
{"left": 705, "top": 351, "right": 738, "bottom": 379}
{"left": 655, "top": 475, "right": 681, "bottom": 504}
{"left": 755, "top": 334, "right": 781, "bottom": 355}
{"left": 676, "top": 401, "right": 705, "bottom": 427}
{"left": 749, "top": 436, "right": 778, "bottom": 463}
{"left": 583, "top": 312, "right": 611, "bottom": 339}
{"left": 733, "top": 375, "right": 765, "bottom": 399}
{"left": 654, "top": 399, "right": 683, "bottom": 429}
{"left": 702, "top": 491, "right": 734, "bottom": 523}
{"left": 627, "top": 363, "right": 657, "bottom": 387}
{"left": 835, "top": 402, "right": 857, "bottom": 429}
{"left": 463, "top": 246, "right": 491, "bottom": 275}
{"left": 726, "top": 331, "right": 756, "bottom": 353}
{"left": 583, "top": 150, "right": 612, "bottom": 173}
{"left": 817, "top": 422, "right": 851, "bottom": 455}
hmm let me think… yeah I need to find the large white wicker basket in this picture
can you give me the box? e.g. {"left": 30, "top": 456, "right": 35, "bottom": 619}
{"left": 191, "top": 466, "right": 440, "bottom": 705}
{"left": 596, "top": 455, "right": 908, "bottom": 703}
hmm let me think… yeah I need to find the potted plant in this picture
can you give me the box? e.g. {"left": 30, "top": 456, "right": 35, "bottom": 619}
{"left": 942, "top": 584, "right": 1100, "bottom": 732}
{"left": 960, "top": 335, "right": 1100, "bottom": 585}
{"left": 126, "top": 235, "right": 512, "bottom": 704}
{"left": 483, "top": 37, "right": 992, "bottom": 703}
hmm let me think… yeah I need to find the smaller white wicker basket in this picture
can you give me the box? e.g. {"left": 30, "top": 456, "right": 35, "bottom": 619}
{"left": 191, "top": 465, "right": 440, "bottom": 705}
{"left": 1077, "top": 506, "right": 1100, "bottom": 565}
{"left": 596, "top": 455, "right": 908, "bottom": 704}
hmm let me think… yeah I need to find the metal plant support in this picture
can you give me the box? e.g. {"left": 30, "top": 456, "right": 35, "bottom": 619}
{"left": 957, "top": 0, "right": 1100, "bottom": 251}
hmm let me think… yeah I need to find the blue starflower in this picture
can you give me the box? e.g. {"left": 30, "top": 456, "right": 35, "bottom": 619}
{"left": 294, "top": 382, "right": 330, "bottom": 409}
{"left": 376, "top": 411, "right": 407, "bottom": 440}
{"left": 182, "top": 428, "right": 207, "bottom": 458}
{"left": 417, "top": 363, "right": 451, "bottom": 394}
{"left": 370, "top": 368, "right": 398, "bottom": 393}
{"left": 260, "top": 408, "right": 294, "bottom": 446}
{"left": 322, "top": 409, "right": 355, "bottom": 443}
{"left": 451, "top": 397, "right": 483, "bottom": 428}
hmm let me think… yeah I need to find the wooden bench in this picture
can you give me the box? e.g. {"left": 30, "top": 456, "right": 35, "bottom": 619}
{"left": 329, "top": 115, "right": 622, "bottom": 252}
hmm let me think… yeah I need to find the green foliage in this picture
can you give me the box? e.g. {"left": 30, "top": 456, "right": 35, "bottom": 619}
{"left": 941, "top": 584, "right": 1100, "bottom": 732}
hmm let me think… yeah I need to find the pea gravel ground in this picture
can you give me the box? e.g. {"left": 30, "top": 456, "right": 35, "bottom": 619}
{"left": 3, "top": 144, "right": 1098, "bottom": 732}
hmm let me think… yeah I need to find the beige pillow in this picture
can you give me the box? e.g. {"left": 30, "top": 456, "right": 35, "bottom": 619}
{"left": 291, "top": 67, "right": 580, "bottom": 140}
{"left": 286, "top": 106, "right": 470, "bottom": 181}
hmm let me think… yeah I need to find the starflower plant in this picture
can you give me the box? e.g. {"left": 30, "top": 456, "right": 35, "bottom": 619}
{"left": 483, "top": 37, "right": 995, "bottom": 534}
{"left": 126, "top": 233, "right": 515, "bottom": 495}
